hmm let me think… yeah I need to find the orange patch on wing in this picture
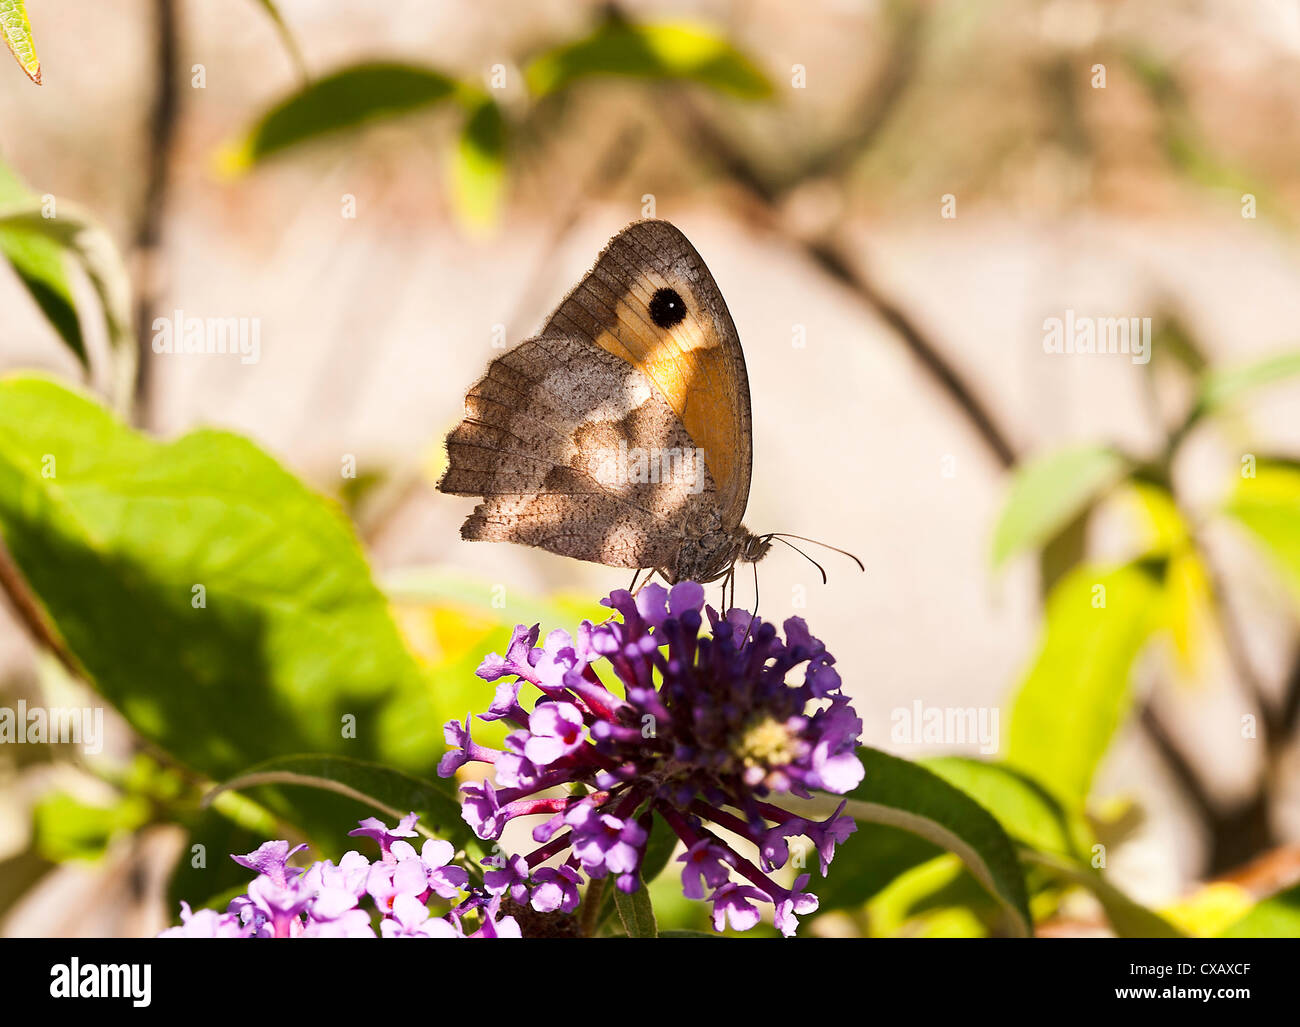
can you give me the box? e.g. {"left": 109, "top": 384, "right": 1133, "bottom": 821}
{"left": 590, "top": 275, "right": 745, "bottom": 506}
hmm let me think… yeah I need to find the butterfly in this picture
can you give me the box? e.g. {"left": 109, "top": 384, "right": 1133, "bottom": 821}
{"left": 438, "top": 219, "right": 859, "bottom": 595}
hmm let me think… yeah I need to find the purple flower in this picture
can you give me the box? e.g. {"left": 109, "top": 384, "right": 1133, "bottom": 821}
{"left": 483, "top": 854, "right": 530, "bottom": 904}
{"left": 710, "top": 882, "right": 767, "bottom": 932}
{"left": 524, "top": 702, "right": 587, "bottom": 766}
{"left": 567, "top": 803, "right": 646, "bottom": 890}
{"left": 159, "top": 902, "right": 252, "bottom": 938}
{"left": 230, "top": 840, "right": 308, "bottom": 886}
{"left": 247, "top": 874, "right": 315, "bottom": 938}
{"left": 439, "top": 581, "right": 863, "bottom": 935}
{"left": 465, "top": 895, "right": 521, "bottom": 939}
{"left": 348, "top": 813, "right": 419, "bottom": 860}
{"left": 678, "top": 840, "right": 733, "bottom": 900}
{"left": 389, "top": 837, "right": 470, "bottom": 900}
{"left": 382, "top": 893, "right": 460, "bottom": 938}
{"left": 161, "top": 814, "right": 489, "bottom": 941}
{"left": 772, "top": 875, "right": 819, "bottom": 938}
{"left": 530, "top": 866, "right": 582, "bottom": 914}
{"left": 460, "top": 780, "right": 505, "bottom": 840}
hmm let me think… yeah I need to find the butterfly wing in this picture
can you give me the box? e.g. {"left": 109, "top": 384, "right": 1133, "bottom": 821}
{"left": 438, "top": 219, "right": 753, "bottom": 573}
{"left": 440, "top": 336, "right": 722, "bottom": 569}
{"left": 541, "top": 219, "right": 753, "bottom": 531}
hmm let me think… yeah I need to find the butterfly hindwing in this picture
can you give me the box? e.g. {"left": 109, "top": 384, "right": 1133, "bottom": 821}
{"left": 441, "top": 335, "right": 721, "bottom": 569}
{"left": 439, "top": 219, "right": 754, "bottom": 578}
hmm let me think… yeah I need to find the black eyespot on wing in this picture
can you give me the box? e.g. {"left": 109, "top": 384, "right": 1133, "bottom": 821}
{"left": 648, "top": 287, "right": 687, "bottom": 329}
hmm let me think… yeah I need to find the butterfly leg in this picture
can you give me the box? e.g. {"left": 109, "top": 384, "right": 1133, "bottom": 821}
{"left": 628, "top": 568, "right": 642, "bottom": 594}
{"left": 743, "top": 560, "right": 760, "bottom": 640}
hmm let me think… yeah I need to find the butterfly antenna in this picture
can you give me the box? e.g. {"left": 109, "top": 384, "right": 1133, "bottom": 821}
{"left": 764, "top": 535, "right": 828, "bottom": 585}
{"left": 767, "top": 533, "right": 865, "bottom": 574}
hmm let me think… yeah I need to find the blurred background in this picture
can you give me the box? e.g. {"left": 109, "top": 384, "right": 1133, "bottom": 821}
{"left": 2, "top": 0, "right": 1300, "bottom": 936}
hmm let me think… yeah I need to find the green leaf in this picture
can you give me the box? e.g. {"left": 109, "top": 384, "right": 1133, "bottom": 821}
{"left": 612, "top": 875, "right": 658, "bottom": 937}
{"left": 1223, "top": 460, "right": 1300, "bottom": 608}
{"left": 922, "top": 757, "right": 1090, "bottom": 858}
{"left": 0, "top": 376, "right": 445, "bottom": 784}
{"left": 1, "top": 0, "right": 40, "bottom": 84}
{"left": 639, "top": 813, "right": 679, "bottom": 885}
{"left": 525, "top": 19, "right": 772, "bottom": 100}
{"left": 1020, "top": 850, "right": 1184, "bottom": 938}
{"left": 222, "top": 61, "right": 459, "bottom": 170}
{"left": 1197, "top": 350, "right": 1300, "bottom": 415}
{"left": 0, "top": 160, "right": 85, "bottom": 367}
{"left": 813, "top": 759, "right": 1092, "bottom": 918}
{"left": 1218, "top": 881, "right": 1300, "bottom": 938}
{"left": 811, "top": 821, "right": 942, "bottom": 914}
{"left": 1006, "top": 562, "right": 1163, "bottom": 804}
{"left": 810, "top": 747, "right": 1033, "bottom": 936}
{"left": 991, "top": 445, "right": 1127, "bottom": 568}
{"left": 0, "top": 200, "right": 135, "bottom": 408}
{"left": 32, "top": 791, "right": 153, "bottom": 862}
{"left": 448, "top": 96, "right": 508, "bottom": 234}
{"left": 207, "top": 753, "right": 480, "bottom": 857}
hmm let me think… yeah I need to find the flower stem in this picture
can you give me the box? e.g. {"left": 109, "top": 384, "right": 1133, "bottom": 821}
{"left": 579, "top": 877, "right": 607, "bottom": 937}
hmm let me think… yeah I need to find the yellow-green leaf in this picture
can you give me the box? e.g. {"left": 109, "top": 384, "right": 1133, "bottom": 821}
{"left": 1006, "top": 562, "right": 1163, "bottom": 804}
{"left": 1224, "top": 460, "right": 1300, "bottom": 609}
{"left": 991, "top": 445, "right": 1128, "bottom": 568}
{"left": 1, "top": 0, "right": 40, "bottom": 84}
{"left": 448, "top": 97, "right": 507, "bottom": 235}
{"left": 526, "top": 19, "right": 772, "bottom": 99}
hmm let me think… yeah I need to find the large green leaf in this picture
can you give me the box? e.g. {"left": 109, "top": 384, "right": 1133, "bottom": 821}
{"left": 813, "top": 758, "right": 1087, "bottom": 915}
{"left": 525, "top": 19, "right": 772, "bottom": 99}
{"left": 1218, "top": 881, "right": 1300, "bottom": 938}
{"left": 1, "top": 0, "right": 40, "bottom": 84}
{"left": 0, "top": 376, "right": 443, "bottom": 783}
{"left": 1223, "top": 460, "right": 1300, "bottom": 608}
{"left": 1006, "top": 561, "right": 1163, "bottom": 804}
{"left": 223, "top": 61, "right": 459, "bottom": 169}
{"left": 0, "top": 160, "right": 85, "bottom": 367}
{"left": 991, "top": 444, "right": 1127, "bottom": 568}
{"left": 808, "top": 747, "right": 1033, "bottom": 936}
{"left": 923, "top": 757, "right": 1089, "bottom": 858}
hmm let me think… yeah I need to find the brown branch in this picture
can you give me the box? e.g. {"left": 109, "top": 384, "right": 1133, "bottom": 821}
{"left": 1138, "top": 700, "right": 1219, "bottom": 828}
{"left": 0, "top": 543, "right": 79, "bottom": 677}
{"left": 131, "top": 0, "right": 181, "bottom": 427}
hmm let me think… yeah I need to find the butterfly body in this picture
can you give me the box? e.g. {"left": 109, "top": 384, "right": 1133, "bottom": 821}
{"left": 439, "top": 219, "right": 765, "bottom": 584}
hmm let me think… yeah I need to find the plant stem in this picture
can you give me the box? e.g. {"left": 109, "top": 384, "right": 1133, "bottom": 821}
{"left": 579, "top": 877, "right": 607, "bottom": 938}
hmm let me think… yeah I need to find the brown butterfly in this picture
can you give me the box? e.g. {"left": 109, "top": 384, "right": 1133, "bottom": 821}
{"left": 438, "top": 219, "right": 859, "bottom": 594}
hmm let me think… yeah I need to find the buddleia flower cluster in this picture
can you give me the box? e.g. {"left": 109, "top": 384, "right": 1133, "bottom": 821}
{"left": 440, "top": 582, "right": 863, "bottom": 936}
{"left": 159, "top": 814, "right": 518, "bottom": 938}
